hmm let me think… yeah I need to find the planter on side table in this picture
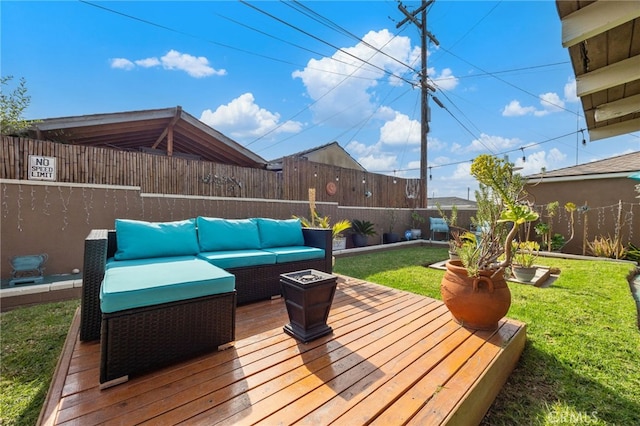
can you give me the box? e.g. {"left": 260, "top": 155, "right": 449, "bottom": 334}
{"left": 280, "top": 269, "right": 338, "bottom": 343}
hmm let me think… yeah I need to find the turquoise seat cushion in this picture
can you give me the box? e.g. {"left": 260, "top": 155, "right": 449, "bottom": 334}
{"left": 197, "top": 217, "right": 261, "bottom": 252}
{"left": 263, "top": 246, "right": 325, "bottom": 263}
{"left": 255, "top": 218, "right": 305, "bottom": 248}
{"left": 100, "top": 256, "right": 235, "bottom": 313}
{"left": 114, "top": 218, "right": 199, "bottom": 261}
{"left": 198, "top": 249, "right": 276, "bottom": 270}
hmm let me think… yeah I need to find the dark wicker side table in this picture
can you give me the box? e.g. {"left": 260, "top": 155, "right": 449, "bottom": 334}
{"left": 280, "top": 269, "right": 338, "bottom": 343}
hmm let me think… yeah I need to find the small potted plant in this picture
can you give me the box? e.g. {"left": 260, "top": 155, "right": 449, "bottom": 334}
{"left": 331, "top": 219, "right": 352, "bottom": 251}
{"left": 351, "top": 219, "right": 377, "bottom": 248}
{"left": 409, "top": 210, "right": 425, "bottom": 239}
{"left": 293, "top": 212, "right": 351, "bottom": 251}
{"left": 511, "top": 240, "right": 540, "bottom": 282}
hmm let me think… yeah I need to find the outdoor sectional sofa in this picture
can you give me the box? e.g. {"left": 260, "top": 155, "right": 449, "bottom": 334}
{"left": 80, "top": 217, "right": 332, "bottom": 386}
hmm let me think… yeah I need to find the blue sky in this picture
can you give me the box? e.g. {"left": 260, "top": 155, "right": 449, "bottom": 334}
{"left": 2, "top": 1, "right": 639, "bottom": 199}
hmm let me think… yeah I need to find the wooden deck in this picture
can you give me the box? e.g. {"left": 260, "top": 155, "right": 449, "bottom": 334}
{"left": 39, "top": 275, "right": 526, "bottom": 425}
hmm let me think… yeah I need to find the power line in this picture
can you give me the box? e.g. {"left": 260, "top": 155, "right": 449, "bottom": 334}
{"left": 369, "top": 129, "right": 586, "bottom": 174}
{"left": 284, "top": 0, "right": 419, "bottom": 75}
{"left": 239, "top": 0, "right": 419, "bottom": 88}
{"left": 439, "top": 45, "right": 580, "bottom": 117}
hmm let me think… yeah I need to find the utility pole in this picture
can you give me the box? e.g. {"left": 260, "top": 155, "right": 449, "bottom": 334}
{"left": 397, "top": 0, "right": 438, "bottom": 208}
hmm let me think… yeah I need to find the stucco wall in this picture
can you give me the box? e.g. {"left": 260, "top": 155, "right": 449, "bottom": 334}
{"left": 0, "top": 180, "right": 469, "bottom": 280}
{"left": 526, "top": 176, "right": 639, "bottom": 255}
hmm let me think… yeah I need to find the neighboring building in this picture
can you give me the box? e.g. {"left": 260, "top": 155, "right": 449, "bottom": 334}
{"left": 525, "top": 151, "right": 640, "bottom": 255}
{"left": 268, "top": 141, "right": 365, "bottom": 171}
{"left": 428, "top": 196, "right": 477, "bottom": 209}
{"left": 29, "top": 106, "right": 267, "bottom": 168}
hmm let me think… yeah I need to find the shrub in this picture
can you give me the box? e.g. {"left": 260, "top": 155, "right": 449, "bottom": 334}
{"left": 587, "top": 234, "right": 626, "bottom": 259}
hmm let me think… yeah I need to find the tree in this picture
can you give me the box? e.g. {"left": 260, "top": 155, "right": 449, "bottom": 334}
{"left": 1, "top": 76, "right": 34, "bottom": 135}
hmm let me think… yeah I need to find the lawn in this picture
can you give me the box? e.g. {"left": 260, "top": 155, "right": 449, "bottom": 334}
{"left": 334, "top": 246, "right": 640, "bottom": 425}
{"left": 1, "top": 246, "right": 638, "bottom": 425}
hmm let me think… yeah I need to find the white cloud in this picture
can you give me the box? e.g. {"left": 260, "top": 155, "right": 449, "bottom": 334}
{"left": 110, "top": 58, "right": 134, "bottom": 70}
{"left": 200, "top": 92, "right": 303, "bottom": 140}
{"left": 160, "top": 50, "right": 225, "bottom": 78}
{"left": 468, "top": 133, "right": 521, "bottom": 152}
{"left": 358, "top": 153, "right": 398, "bottom": 172}
{"left": 292, "top": 29, "right": 456, "bottom": 128}
{"left": 503, "top": 90, "right": 570, "bottom": 117}
{"left": 379, "top": 112, "right": 420, "bottom": 145}
{"left": 502, "top": 100, "right": 536, "bottom": 117}
{"left": 535, "top": 92, "right": 565, "bottom": 116}
{"left": 564, "top": 77, "right": 579, "bottom": 103}
{"left": 135, "top": 57, "right": 160, "bottom": 68}
{"left": 429, "top": 67, "right": 459, "bottom": 91}
{"left": 110, "top": 50, "right": 225, "bottom": 78}
{"left": 515, "top": 148, "right": 568, "bottom": 176}
{"left": 346, "top": 140, "right": 380, "bottom": 157}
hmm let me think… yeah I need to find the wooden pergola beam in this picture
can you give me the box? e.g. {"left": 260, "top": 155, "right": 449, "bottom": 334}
{"left": 589, "top": 117, "right": 640, "bottom": 141}
{"left": 594, "top": 93, "right": 640, "bottom": 122}
{"left": 576, "top": 55, "right": 640, "bottom": 97}
{"left": 561, "top": 0, "right": 640, "bottom": 48}
{"left": 151, "top": 106, "right": 182, "bottom": 150}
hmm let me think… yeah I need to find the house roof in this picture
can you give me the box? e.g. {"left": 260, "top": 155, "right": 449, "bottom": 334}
{"left": 428, "top": 196, "right": 477, "bottom": 209}
{"left": 555, "top": 1, "right": 640, "bottom": 142}
{"left": 527, "top": 150, "right": 640, "bottom": 179}
{"left": 29, "top": 106, "right": 267, "bottom": 168}
{"left": 267, "top": 141, "right": 365, "bottom": 171}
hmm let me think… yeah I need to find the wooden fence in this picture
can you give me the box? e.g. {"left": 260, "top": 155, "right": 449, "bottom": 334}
{"left": 1, "top": 136, "right": 278, "bottom": 199}
{"left": 1, "top": 136, "right": 422, "bottom": 207}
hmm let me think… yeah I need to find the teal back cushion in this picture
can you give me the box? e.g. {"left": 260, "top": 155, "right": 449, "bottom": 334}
{"left": 196, "top": 217, "right": 261, "bottom": 252}
{"left": 256, "top": 218, "right": 305, "bottom": 248}
{"left": 114, "top": 218, "right": 199, "bottom": 260}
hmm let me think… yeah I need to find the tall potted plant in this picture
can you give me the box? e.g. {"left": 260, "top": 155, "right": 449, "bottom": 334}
{"left": 409, "top": 210, "right": 425, "bottom": 239}
{"left": 440, "top": 154, "right": 538, "bottom": 330}
{"left": 383, "top": 209, "right": 400, "bottom": 244}
{"left": 293, "top": 212, "right": 351, "bottom": 251}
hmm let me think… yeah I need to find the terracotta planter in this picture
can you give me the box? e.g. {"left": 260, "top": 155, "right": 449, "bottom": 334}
{"left": 440, "top": 260, "right": 511, "bottom": 331}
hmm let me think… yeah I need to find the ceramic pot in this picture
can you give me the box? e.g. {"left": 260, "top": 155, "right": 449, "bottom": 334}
{"left": 440, "top": 260, "right": 511, "bottom": 331}
{"left": 383, "top": 233, "right": 400, "bottom": 244}
{"left": 352, "top": 234, "right": 368, "bottom": 247}
{"left": 332, "top": 237, "right": 347, "bottom": 251}
{"left": 512, "top": 265, "right": 537, "bottom": 282}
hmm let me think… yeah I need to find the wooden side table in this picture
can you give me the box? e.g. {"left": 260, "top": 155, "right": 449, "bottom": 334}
{"left": 280, "top": 269, "right": 337, "bottom": 343}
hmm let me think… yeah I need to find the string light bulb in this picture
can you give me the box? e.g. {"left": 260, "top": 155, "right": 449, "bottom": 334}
{"left": 521, "top": 147, "right": 526, "bottom": 162}
{"left": 581, "top": 129, "right": 587, "bottom": 146}
{"left": 429, "top": 166, "right": 432, "bottom": 181}
{"left": 393, "top": 170, "right": 397, "bottom": 184}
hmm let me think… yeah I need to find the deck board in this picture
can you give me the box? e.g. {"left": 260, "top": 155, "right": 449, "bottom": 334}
{"left": 39, "top": 275, "right": 525, "bottom": 426}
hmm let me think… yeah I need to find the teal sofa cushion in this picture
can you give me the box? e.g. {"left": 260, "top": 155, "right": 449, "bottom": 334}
{"left": 263, "top": 246, "right": 325, "bottom": 263}
{"left": 198, "top": 249, "right": 276, "bottom": 269}
{"left": 255, "top": 218, "right": 305, "bottom": 248}
{"left": 197, "top": 217, "right": 261, "bottom": 252}
{"left": 100, "top": 256, "right": 234, "bottom": 313}
{"left": 114, "top": 219, "right": 199, "bottom": 261}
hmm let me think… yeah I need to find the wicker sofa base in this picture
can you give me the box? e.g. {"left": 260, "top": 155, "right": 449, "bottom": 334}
{"left": 230, "top": 258, "right": 328, "bottom": 305}
{"left": 100, "top": 291, "right": 236, "bottom": 386}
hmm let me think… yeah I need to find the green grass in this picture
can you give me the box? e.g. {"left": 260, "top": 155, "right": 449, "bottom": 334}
{"left": 334, "top": 246, "right": 640, "bottom": 426}
{"left": 0, "top": 300, "right": 79, "bottom": 426}
{"left": 1, "top": 247, "right": 639, "bottom": 425}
